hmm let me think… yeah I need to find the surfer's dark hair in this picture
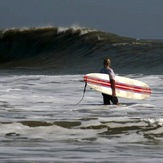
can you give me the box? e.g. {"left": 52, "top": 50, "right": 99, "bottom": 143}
{"left": 103, "top": 58, "right": 111, "bottom": 67}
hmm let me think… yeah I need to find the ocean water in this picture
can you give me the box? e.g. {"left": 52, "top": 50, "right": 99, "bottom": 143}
{"left": 0, "top": 26, "right": 163, "bottom": 162}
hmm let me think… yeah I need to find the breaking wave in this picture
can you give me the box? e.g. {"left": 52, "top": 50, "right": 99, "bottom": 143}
{"left": 0, "top": 26, "right": 163, "bottom": 74}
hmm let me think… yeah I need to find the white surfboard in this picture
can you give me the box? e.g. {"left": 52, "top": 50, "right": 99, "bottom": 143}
{"left": 84, "top": 73, "right": 151, "bottom": 100}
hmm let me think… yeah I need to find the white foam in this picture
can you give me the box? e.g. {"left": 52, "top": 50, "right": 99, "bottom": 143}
{"left": 0, "top": 74, "right": 162, "bottom": 161}
{"left": 142, "top": 118, "right": 163, "bottom": 127}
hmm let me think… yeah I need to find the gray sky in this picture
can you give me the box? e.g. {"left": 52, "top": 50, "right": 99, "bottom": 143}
{"left": 0, "top": 0, "right": 163, "bottom": 39}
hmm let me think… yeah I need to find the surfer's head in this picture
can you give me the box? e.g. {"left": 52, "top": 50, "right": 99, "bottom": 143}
{"left": 103, "top": 58, "right": 111, "bottom": 67}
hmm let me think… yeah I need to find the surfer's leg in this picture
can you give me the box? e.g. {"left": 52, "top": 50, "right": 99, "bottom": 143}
{"left": 111, "top": 96, "right": 118, "bottom": 105}
{"left": 102, "top": 93, "right": 111, "bottom": 105}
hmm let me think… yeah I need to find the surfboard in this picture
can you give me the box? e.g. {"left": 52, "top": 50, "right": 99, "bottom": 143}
{"left": 84, "top": 73, "right": 151, "bottom": 100}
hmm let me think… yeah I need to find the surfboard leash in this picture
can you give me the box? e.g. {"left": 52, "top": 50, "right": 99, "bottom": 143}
{"left": 74, "top": 81, "right": 87, "bottom": 106}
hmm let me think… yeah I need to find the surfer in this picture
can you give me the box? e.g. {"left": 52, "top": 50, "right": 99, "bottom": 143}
{"left": 100, "top": 58, "right": 118, "bottom": 105}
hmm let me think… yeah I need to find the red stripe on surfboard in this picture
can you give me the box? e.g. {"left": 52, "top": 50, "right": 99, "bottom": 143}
{"left": 84, "top": 76, "right": 151, "bottom": 94}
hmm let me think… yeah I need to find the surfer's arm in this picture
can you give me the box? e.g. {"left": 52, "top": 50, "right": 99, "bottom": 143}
{"left": 108, "top": 68, "right": 116, "bottom": 96}
{"left": 110, "top": 79, "right": 116, "bottom": 96}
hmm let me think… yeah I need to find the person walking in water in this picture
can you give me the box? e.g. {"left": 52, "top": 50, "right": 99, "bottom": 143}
{"left": 100, "top": 58, "right": 118, "bottom": 105}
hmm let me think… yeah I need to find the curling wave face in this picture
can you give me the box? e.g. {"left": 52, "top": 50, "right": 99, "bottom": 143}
{"left": 0, "top": 26, "right": 163, "bottom": 75}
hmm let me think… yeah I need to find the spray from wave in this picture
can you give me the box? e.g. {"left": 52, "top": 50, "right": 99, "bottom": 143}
{"left": 0, "top": 26, "right": 163, "bottom": 74}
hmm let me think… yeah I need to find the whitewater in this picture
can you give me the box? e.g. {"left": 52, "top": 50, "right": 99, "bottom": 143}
{"left": 0, "top": 26, "right": 163, "bottom": 162}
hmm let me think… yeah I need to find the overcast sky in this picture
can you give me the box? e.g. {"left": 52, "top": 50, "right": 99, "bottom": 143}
{"left": 0, "top": 0, "right": 163, "bottom": 39}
